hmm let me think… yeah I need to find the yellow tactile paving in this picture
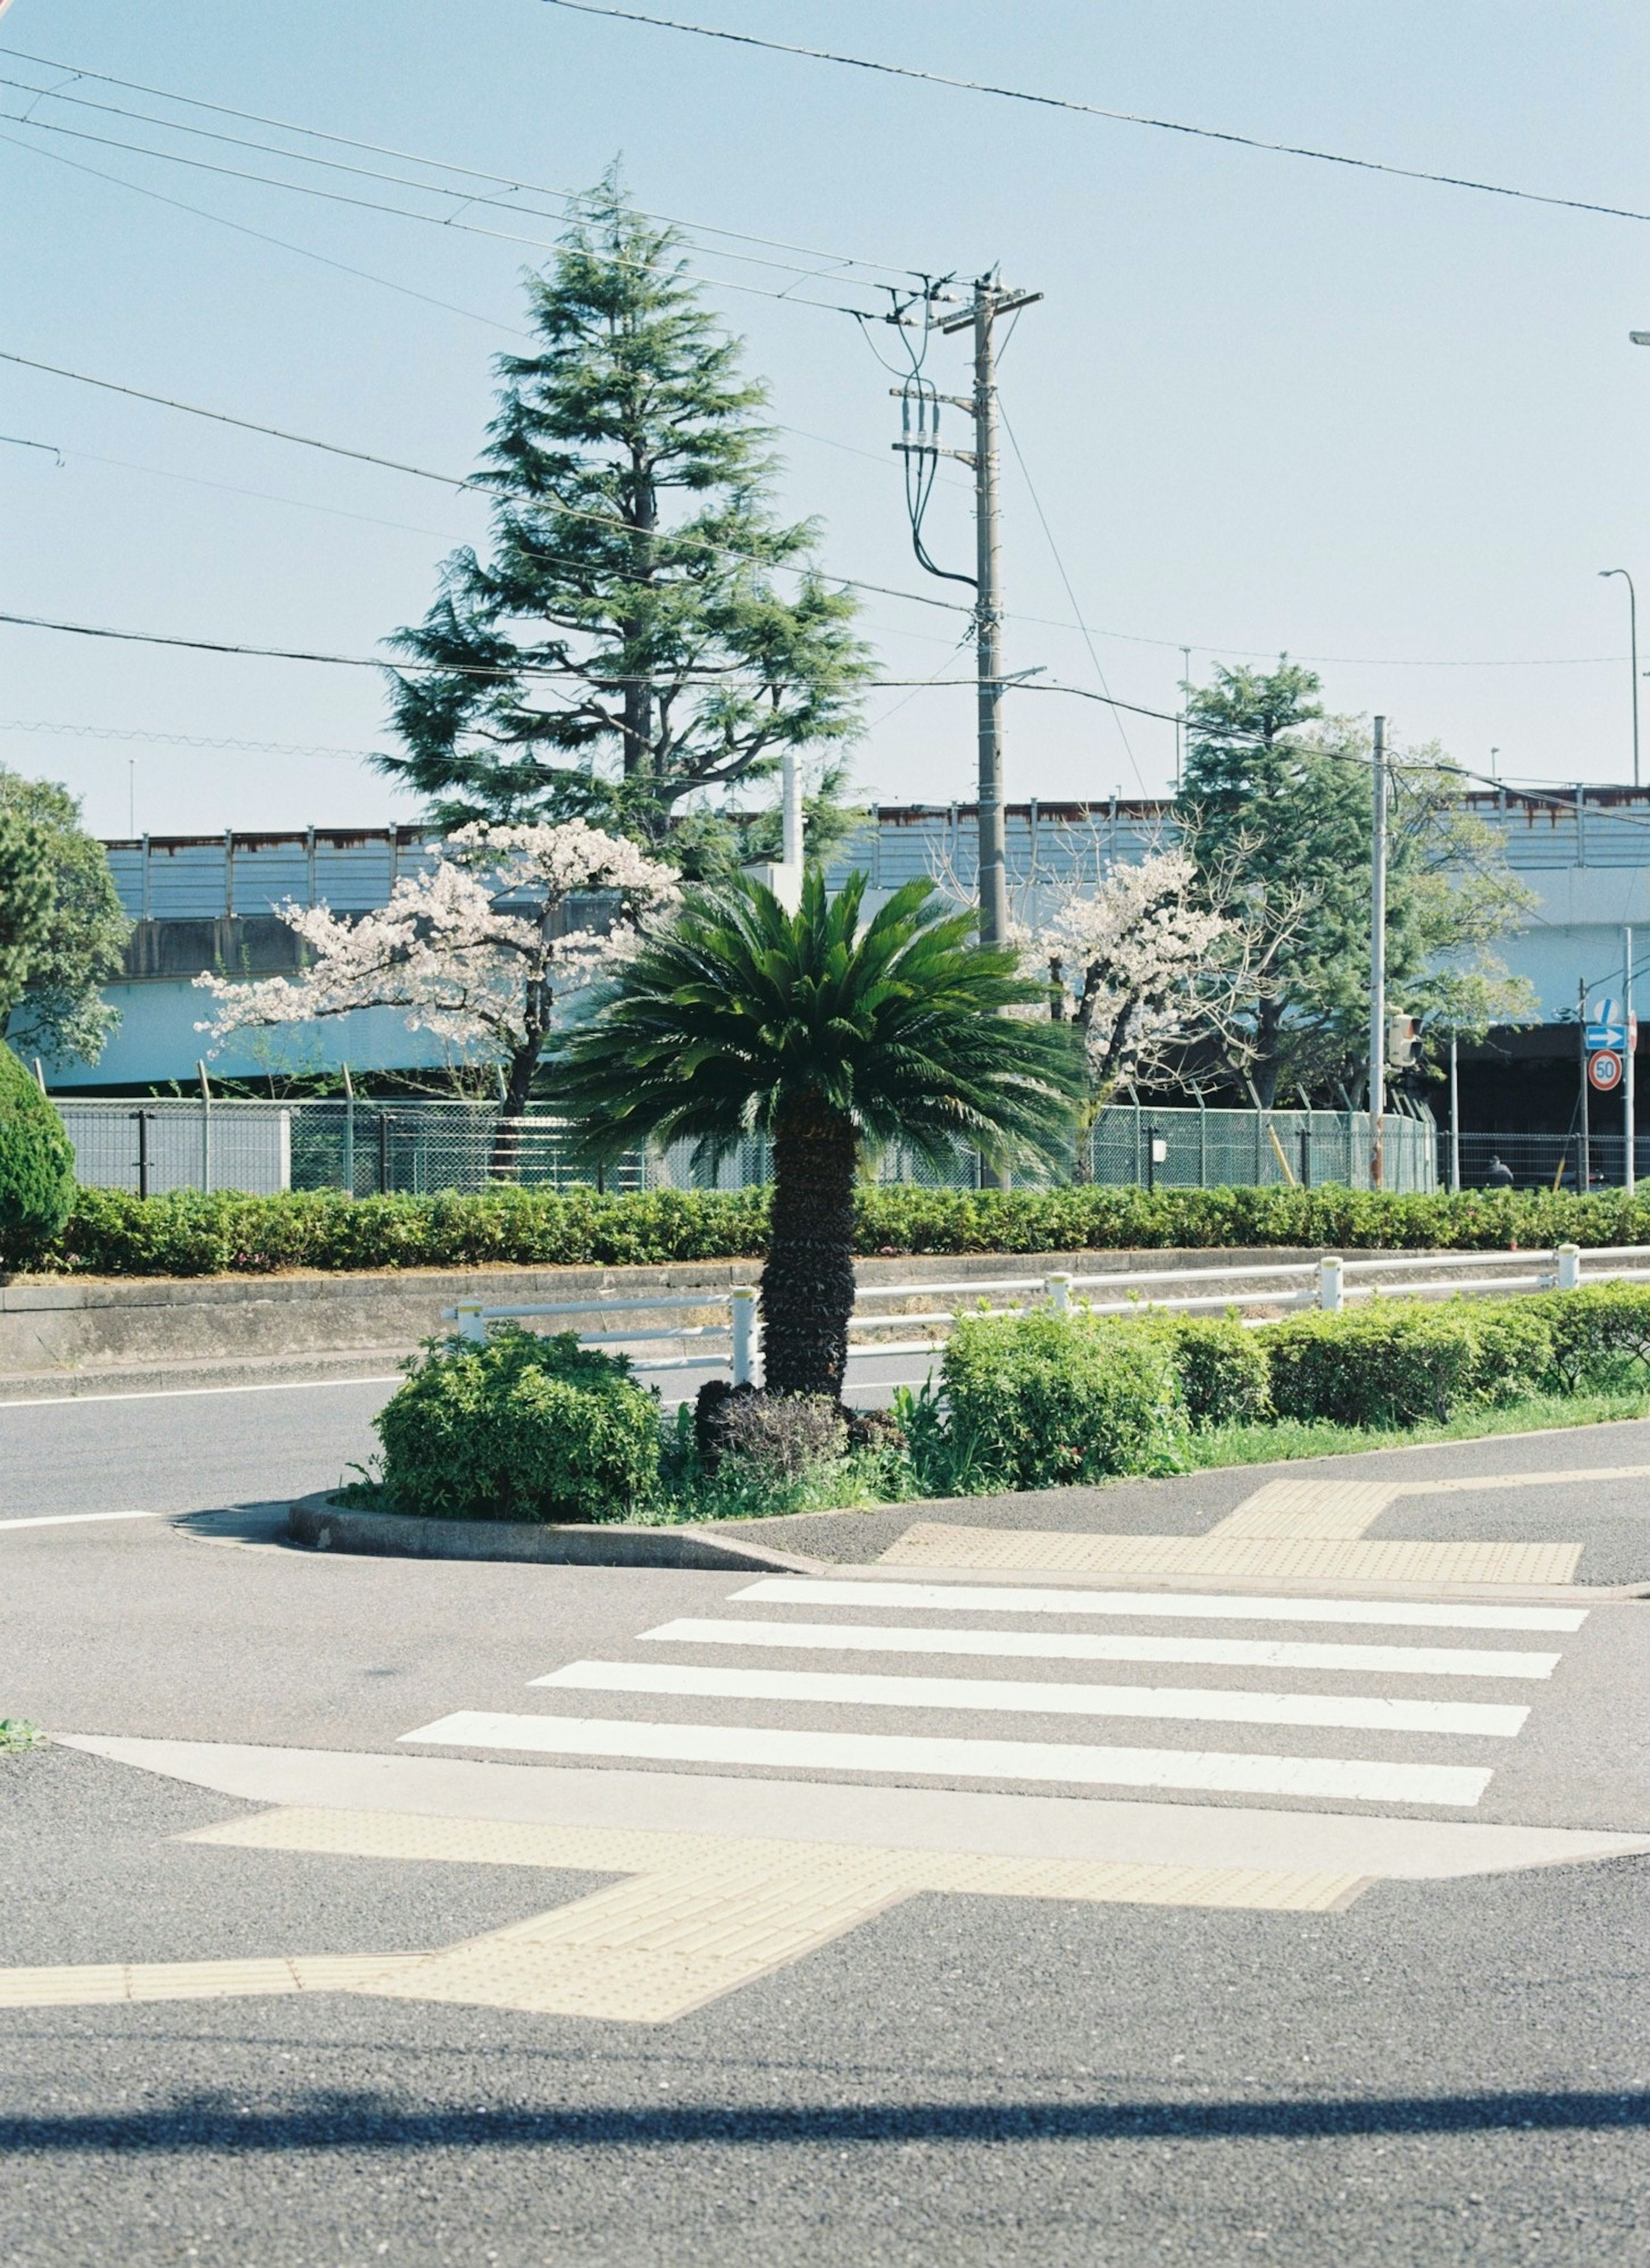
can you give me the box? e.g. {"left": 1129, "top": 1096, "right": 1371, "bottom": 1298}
{"left": 877, "top": 1522, "right": 1582, "bottom": 1585}
{"left": 192, "top": 1804, "right": 1364, "bottom": 1914}
{"left": 0, "top": 1953, "right": 420, "bottom": 2008}
{"left": 1208, "top": 1477, "right": 1402, "bottom": 1539}
{"left": 0, "top": 1806, "right": 1371, "bottom": 2023}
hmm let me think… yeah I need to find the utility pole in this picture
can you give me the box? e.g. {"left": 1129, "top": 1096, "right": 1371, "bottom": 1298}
{"left": 1578, "top": 976, "right": 1591, "bottom": 1194}
{"left": 926, "top": 274, "right": 1042, "bottom": 946}
{"left": 1369, "top": 716, "right": 1388, "bottom": 1190}
{"left": 1626, "top": 925, "right": 1636, "bottom": 1194}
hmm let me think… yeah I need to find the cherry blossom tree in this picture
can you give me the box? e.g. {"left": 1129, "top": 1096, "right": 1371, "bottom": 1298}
{"left": 196, "top": 821, "right": 678, "bottom": 1130}
{"left": 1002, "top": 838, "right": 1288, "bottom": 1180}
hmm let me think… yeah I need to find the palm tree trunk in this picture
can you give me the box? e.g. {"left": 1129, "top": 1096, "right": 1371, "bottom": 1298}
{"left": 761, "top": 1097, "right": 857, "bottom": 1398}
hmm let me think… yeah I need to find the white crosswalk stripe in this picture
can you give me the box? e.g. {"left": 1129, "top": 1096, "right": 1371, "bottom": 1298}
{"left": 729, "top": 1578, "right": 1589, "bottom": 1632}
{"left": 531, "top": 1659, "right": 1530, "bottom": 1738}
{"left": 400, "top": 1578, "right": 1584, "bottom": 1814}
{"left": 636, "top": 1616, "right": 1564, "bottom": 1681}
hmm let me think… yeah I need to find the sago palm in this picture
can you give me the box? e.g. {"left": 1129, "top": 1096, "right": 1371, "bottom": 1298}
{"left": 553, "top": 869, "right": 1085, "bottom": 1398}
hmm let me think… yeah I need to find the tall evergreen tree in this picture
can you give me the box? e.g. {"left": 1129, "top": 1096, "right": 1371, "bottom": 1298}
{"left": 380, "top": 173, "right": 873, "bottom": 867}
{"left": 1176, "top": 662, "right": 1533, "bottom": 1103}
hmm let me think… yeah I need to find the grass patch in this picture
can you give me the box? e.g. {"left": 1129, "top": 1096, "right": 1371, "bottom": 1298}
{"left": 0, "top": 1718, "right": 44, "bottom": 1755}
{"left": 1182, "top": 1387, "right": 1650, "bottom": 1474}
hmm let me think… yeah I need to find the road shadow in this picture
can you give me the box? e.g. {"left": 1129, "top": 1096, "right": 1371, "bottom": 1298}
{"left": 3, "top": 2087, "right": 1647, "bottom": 2153}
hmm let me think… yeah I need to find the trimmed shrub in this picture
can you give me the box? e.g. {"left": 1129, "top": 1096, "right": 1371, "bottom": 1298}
{"left": 1528, "top": 1282, "right": 1650, "bottom": 1392}
{"left": 373, "top": 1325, "right": 659, "bottom": 1524}
{"left": 941, "top": 1311, "right": 1189, "bottom": 1490}
{"left": 0, "top": 1044, "right": 75, "bottom": 1269}
{"left": 1139, "top": 1311, "right": 1273, "bottom": 1430}
{"left": 1259, "top": 1300, "right": 1554, "bottom": 1429}
{"left": 37, "top": 1175, "right": 1650, "bottom": 1279}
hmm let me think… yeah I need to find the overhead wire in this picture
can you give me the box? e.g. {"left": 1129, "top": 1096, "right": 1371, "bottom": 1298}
{"left": 0, "top": 70, "right": 1632, "bottom": 676}
{"left": 538, "top": 1, "right": 1650, "bottom": 230}
{"left": 0, "top": 85, "right": 899, "bottom": 319}
{"left": 999, "top": 400, "right": 1146, "bottom": 797}
{"left": 0, "top": 42, "right": 933, "bottom": 285}
{"left": 0, "top": 124, "right": 525, "bottom": 336}
{"left": 0, "top": 345, "right": 985, "bottom": 617}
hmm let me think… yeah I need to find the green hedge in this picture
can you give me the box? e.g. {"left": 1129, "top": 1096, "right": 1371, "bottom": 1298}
{"left": 1259, "top": 1303, "right": 1555, "bottom": 1429}
{"left": 371, "top": 1327, "right": 660, "bottom": 1524}
{"left": 33, "top": 1179, "right": 1650, "bottom": 1278}
{"left": 941, "top": 1311, "right": 1190, "bottom": 1489}
{"left": 1142, "top": 1312, "right": 1273, "bottom": 1430}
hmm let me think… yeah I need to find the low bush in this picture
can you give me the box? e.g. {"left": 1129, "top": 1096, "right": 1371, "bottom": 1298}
{"left": 940, "top": 1310, "right": 1189, "bottom": 1491}
{"left": 1259, "top": 1300, "right": 1554, "bottom": 1429}
{"left": 36, "top": 1177, "right": 1650, "bottom": 1279}
{"left": 371, "top": 1325, "right": 660, "bottom": 1524}
{"left": 1138, "top": 1311, "right": 1273, "bottom": 1430}
{"left": 1527, "top": 1282, "right": 1650, "bottom": 1392}
{"left": 0, "top": 1045, "right": 75, "bottom": 1269}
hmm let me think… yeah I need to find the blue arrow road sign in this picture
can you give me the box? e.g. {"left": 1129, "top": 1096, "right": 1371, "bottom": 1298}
{"left": 1587, "top": 996, "right": 1627, "bottom": 1050}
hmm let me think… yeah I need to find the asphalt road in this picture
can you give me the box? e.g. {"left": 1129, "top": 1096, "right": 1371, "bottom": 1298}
{"left": 0, "top": 1355, "right": 941, "bottom": 1522}
{"left": 5, "top": 1405, "right": 1650, "bottom": 2265}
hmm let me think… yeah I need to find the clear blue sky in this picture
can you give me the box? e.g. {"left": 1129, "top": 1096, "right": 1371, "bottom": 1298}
{"left": 0, "top": 0, "right": 1647, "bottom": 839}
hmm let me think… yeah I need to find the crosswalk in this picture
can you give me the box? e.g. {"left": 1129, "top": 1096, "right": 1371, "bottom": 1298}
{"left": 401, "top": 1574, "right": 1588, "bottom": 1816}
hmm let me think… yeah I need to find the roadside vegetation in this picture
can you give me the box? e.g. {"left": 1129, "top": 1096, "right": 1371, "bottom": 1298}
{"left": 19, "top": 1179, "right": 1650, "bottom": 1278}
{"left": 336, "top": 1283, "right": 1650, "bottom": 1528}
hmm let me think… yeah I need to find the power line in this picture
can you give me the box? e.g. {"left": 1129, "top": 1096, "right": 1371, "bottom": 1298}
{"left": 0, "top": 604, "right": 984, "bottom": 684}
{"left": 0, "top": 717, "right": 383, "bottom": 758}
{"left": 998, "top": 401, "right": 1146, "bottom": 797}
{"left": 7, "top": 344, "right": 1626, "bottom": 674}
{"left": 0, "top": 125, "right": 524, "bottom": 336}
{"left": 0, "top": 345, "right": 988, "bottom": 620}
{"left": 0, "top": 42, "right": 932, "bottom": 287}
{"left": 0, "top": 89, "right": 896, "bottom": 321}
{"left": 0, "top": 120, "right": 967, "bottom": 491}
{"left": 0, "top": 72, "right": 882, "bottom": 297}
{"left": 541, "top": 1, "right": 1650, "bottom": 229}
{"left": 0, "top": 348, "right": 472, "bottom": 488}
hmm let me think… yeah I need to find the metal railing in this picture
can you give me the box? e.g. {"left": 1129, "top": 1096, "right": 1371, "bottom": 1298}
{"left": 439, "top": 1240, "right": 1645, "bottom": 1381}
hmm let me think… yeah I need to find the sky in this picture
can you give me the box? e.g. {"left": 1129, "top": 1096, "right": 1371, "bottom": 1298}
{"left": 0, "top": 0, "right": 1646, "bottom": 842}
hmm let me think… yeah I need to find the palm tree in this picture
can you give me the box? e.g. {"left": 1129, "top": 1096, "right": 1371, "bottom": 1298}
{"left": 553, "top": 869, "right": 1085, "bottom": 1398}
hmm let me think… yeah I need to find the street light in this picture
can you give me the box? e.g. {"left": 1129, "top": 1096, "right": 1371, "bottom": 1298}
{"left": 1600, "top": 569, "right": 1641, "bottom": 788}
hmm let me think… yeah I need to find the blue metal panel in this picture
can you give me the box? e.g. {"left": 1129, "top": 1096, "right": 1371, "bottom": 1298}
{"left": 143, "top": 841, "right": 229, "bottom": 919}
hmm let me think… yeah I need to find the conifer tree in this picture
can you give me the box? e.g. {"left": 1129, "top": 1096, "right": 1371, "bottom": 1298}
{"left": 380, "top": 173, "right": 873, "bottom": 867}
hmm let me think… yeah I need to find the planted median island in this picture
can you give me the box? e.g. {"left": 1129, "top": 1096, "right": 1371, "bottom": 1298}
{"left": 329, "top": 1283, "right": 1650, "bottom": 1531}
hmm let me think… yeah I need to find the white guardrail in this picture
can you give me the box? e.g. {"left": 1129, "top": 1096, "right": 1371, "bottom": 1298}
{"left": 442, "top": 1242, "right": 1650, "bottom": 1386}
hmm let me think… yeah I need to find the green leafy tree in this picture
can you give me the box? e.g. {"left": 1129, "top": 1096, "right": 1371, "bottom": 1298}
{"left": 0, "top": 1041, "right": 75, "bottom": 1267}
{"left": 380, "top": 172, "right": 874, "bottom": 871}
{"left": 0, "top": 804, "right": 54, "bottom": 1016}
{"left": 1175, "top": 663, "right": 1533, "bottom": 1102}
{"left": 0, "top": 771, "right": 131, "bottom": 1068}
{"left": 552, "top": 871, "right": 1085, "bottom": 1398}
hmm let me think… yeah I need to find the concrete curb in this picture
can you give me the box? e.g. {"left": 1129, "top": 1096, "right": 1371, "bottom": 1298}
{"left": 286, "top": 1492, "right": 824, "bottom": 1573}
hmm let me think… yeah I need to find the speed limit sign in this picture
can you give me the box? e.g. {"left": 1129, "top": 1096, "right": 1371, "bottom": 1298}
{"left": 1589, "top": 1048, "right": 1624, "bottom": 1093}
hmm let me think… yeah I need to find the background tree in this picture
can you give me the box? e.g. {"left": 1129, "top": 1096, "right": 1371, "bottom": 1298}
{"left": 0, "top": 1041, "right": 76, "bottom": 1270}
{"left": 1010, "top": 846, "right": 1269, "bottom": 1177}
{"left": 553, "top": 871, "right": 1084, "bottom": 1399}
{"left": 380, "top": 172, "right": 874, "bottom": 872}
{"left": 1176, "top": 662, "right": 1534, "bottom": 1102}
{"left": 0, "top": 770, "right": 131, "bottom": 1069}
{"left": 197, "top": 822, "right": 677, "bottom": 1132}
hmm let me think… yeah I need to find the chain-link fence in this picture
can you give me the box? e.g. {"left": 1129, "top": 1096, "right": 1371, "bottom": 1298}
{"left": 50, "top": 1096, "right": 1435, "bottom": 1198}
{"left": 1441, "top": 1129, "right": 1650, "bottom": 1194}
{"left": 1089, "top": 1104, "right": 1436, "bottom": 1194}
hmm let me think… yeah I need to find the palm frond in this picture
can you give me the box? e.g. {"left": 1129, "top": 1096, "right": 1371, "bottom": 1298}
{"left": 553, "top": 867, "right": 1084, "bottom": 1169}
